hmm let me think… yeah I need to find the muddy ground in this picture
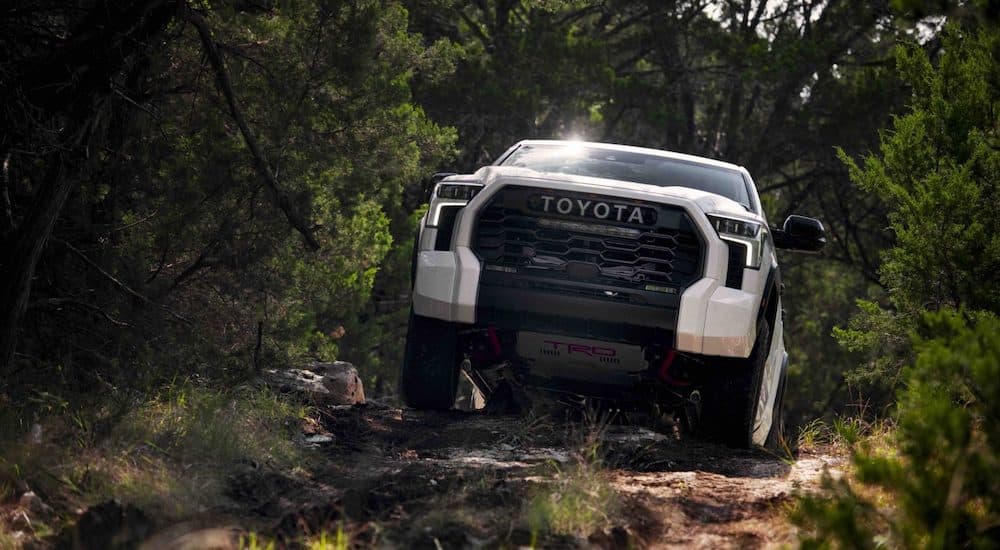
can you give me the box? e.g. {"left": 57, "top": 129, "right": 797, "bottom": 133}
{"left": 136, "top": 399, "right": 843, "bottom": 549}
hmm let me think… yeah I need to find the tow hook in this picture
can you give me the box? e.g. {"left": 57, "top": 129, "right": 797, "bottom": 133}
{"left": 684, "top": 389, "right": 703, "bottom": 431}
{"left": 688, "top": 389, "right": 701, "bottom": 405}
{"left": 657, "top": 350, "right": 691, "bottom": 387}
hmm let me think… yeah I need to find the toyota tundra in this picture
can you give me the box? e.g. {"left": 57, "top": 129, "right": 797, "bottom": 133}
{"left": 399, "top": 140, "right": 825, "bottom": 448}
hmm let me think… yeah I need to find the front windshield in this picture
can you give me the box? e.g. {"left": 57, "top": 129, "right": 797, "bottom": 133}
{"left": 499, "top": 144, "right": 752, "bottom": 210}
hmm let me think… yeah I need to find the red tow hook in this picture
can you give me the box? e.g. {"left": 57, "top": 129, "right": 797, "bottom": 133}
{"left": 657, "top": 349, "right": 690, "bottom": 386}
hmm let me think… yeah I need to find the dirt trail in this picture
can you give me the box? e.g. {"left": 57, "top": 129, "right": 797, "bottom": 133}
{"left": 208, "top": 402, "right": 843, "bottom": 549}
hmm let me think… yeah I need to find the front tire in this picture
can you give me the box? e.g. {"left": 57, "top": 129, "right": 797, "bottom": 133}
{"left": 399, "top": 310, "right": 460, "bottom": 410}
{"left": 764, "top": 365, "right": 787, "bottom": 451}
{"left": 701, "top": 321, "right": 770, "bottom": 448}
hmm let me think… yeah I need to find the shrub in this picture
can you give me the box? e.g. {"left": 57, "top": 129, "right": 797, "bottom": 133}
{"left": 793, "top": 310, "right": 1000, "bottom": 548}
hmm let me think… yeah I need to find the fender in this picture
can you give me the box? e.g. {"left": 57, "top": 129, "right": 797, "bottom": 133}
{"left": 756, "top": 263, "right": 781, "bottom": 329}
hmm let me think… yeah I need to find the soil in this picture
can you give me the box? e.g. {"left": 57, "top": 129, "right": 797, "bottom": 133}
{"left": 193, "top": 400, "right": 842, "bottom": 549}
{"left": 5, "top": 398, "right": 843, "bottom": 549}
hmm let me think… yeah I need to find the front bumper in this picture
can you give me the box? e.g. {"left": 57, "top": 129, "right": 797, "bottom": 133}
{"left": 413, "top": 247, "right": 758, "bottom": 358}
{"left": 412, "top": 175, "right": 762, "bottom": 359}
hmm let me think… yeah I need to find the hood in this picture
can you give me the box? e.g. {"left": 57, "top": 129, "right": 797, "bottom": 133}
{"left": 457, "top": 166, "right": 760, "bottom": 221}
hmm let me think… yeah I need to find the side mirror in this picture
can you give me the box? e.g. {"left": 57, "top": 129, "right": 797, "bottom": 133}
{"left": 773, "top": 215, "right": 825, "bottom": 252}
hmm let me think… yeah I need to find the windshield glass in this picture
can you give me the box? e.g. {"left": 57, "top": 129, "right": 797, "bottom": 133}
{"left": 499, "top": 143, "right": 752, "bottom": 210}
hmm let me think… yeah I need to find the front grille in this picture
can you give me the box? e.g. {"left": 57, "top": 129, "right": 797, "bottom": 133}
{"left": 725, "top": 241, "right": 746, "bottom": 289}
{"left": 474, "top": 186, "right": 703, "bottom": 290}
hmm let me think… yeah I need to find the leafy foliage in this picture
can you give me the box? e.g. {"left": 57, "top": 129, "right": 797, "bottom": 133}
{"left": 834, "top": 26, "right": 1000, "bottom": 388}
{"left": 794, "top": 310, "right": 1000, "bottom": 548}
{"left": 2, "top": 1, "right": 457, "bottom": 397}
{"left": 133, "top": 1, "right": 457, "bottom": 368}
{"left": 794, "top": 22, "right": 1000, "bottom": 549}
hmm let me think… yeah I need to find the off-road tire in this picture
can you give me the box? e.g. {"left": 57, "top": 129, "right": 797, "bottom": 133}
{"left": 763, "top": 364, "right": 787, "bottom": 451}
{"left": 399, "top": 310, "right": 459, "bottom": 410}
{"left": 701, "top": 321, "right": 771, "bottom": 448}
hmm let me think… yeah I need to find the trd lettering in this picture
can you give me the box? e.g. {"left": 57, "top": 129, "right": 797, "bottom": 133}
{"left": 542, "top": 340, "right": 617, "bottom": 357}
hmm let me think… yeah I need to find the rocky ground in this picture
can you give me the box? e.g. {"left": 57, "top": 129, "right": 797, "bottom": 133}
{"left": 1, "top": 366, "right": 844, "bottom": 549}
{"left": 138, "top": 400, "right": 841, "bottom": 549}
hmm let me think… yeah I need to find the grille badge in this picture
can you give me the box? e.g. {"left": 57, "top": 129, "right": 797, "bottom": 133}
{"left": 528, "top": 194, "right": 657, "bottom": 226}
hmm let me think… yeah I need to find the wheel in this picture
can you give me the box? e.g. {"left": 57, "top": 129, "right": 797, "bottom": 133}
{"left": 764, "top": 365, "right": 787, "bottom": 451}
{"left": 701, "top": 321, "right": 771, "bottom": 448}
{"left": 399, "top": 310, "right": 460, "bottom": 410}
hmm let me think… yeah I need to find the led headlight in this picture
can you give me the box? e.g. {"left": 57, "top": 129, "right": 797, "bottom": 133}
{"left": 436, "top": 183, "right": 483, "bottom": 201}
{"left": 707, "top": 214, "right": 765, "bottom": 269}
{"left": 427, "top": 183, "right": 484, "bottom": 227}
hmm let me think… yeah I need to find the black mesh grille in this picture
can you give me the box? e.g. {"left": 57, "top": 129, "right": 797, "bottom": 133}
{"left": 725, "top": 241, "right": 746, "bottom": 289}
{"left": 474, "top": 186, "right": 703, "bottom": 290}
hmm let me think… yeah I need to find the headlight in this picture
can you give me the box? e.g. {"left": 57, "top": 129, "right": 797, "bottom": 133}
{"left": 707, "top": 214, "right": 765, "bottom": 269}
{"left": 436, "top": 183, "right": 483, "bottom": 201}
{"left": 427, "top": 183, "right": 484, "bottom": 227}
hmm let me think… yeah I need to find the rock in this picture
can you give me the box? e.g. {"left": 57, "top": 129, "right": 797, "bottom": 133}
{"left": 265, "top": 368, "right": 327, "bottom": 400}
{"left": 139, "top": 525, "right": 242, "bottom": 550}
{"left": 264, "top": 362, "right": 364, "bottom": 406}
{"left": 303, "top": 434, "right": 334, "bottom": 446}
{"left": 309, "top": 361, "right": 365, "bottom": 405}
{"left": 74, "top": 499, "right": 151, "bottom": 550}
{"left": 19, "top": 491, "right": 54, "bottom": 521}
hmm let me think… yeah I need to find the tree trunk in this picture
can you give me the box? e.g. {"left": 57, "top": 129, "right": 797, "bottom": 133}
{"left": 0, "top": 0, "right": 180, "bottom": 379}
{"left": 0, "top": 166, "right": 75, "bottom": 378}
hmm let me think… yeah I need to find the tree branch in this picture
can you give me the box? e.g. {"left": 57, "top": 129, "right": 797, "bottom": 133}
{"left": 181, "top": 4, "right": 321, "bottom": 251}
{"left": 52, "top": 237, "right": 192, "bottom": 324}
{"left": 28, "top": 297, "right": 133, "bottom": 328}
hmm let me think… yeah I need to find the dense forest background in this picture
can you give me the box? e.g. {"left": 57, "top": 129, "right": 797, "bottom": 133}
{"left": 0, "top": 0, "right": 989, "bottom": 427}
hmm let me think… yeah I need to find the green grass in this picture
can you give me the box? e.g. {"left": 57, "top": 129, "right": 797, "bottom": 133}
{"left": 522, "top": 407, "right": 621, "bottom": 538}
{"left": 116, "top": 382, "right": 309, "bottom": 466}
{"left": 305, "top": 526, "right": 350, "bottom": 550}
{"left": 796, "top": 418, "right": 833, "bottom": 450}
{"left": 797, "top": 416, "right": 896, "bottom": 456}
{"left": 0, "top": 380, "right": 314, "bottom": 524}
{"left": 240, "top": 531, "right": 275, "bottom": 550}
{"left": 0, "top": 531, "right": 21, "bottom": 550}
{"left": 524, "top": 462, "right": 619, "bottom": 537}
{"left": 239, "top": 527, "right": 349, "bottom": 550}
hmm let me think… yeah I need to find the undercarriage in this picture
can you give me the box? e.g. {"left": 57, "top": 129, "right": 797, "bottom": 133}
{"left": 455, "top": 326, "right": 708, "bottom": 429}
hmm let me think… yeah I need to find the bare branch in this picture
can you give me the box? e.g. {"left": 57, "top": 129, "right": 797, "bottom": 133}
{"left": 28, "top": 297, "right": 133, "bottom": 327}
{"left": 52, "top": 237, "right": 192, "bottom": 324}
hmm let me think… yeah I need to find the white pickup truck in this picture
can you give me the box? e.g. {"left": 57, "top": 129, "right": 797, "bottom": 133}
{"left": 400, "top": 140, "right": 825, "bottom": 448}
